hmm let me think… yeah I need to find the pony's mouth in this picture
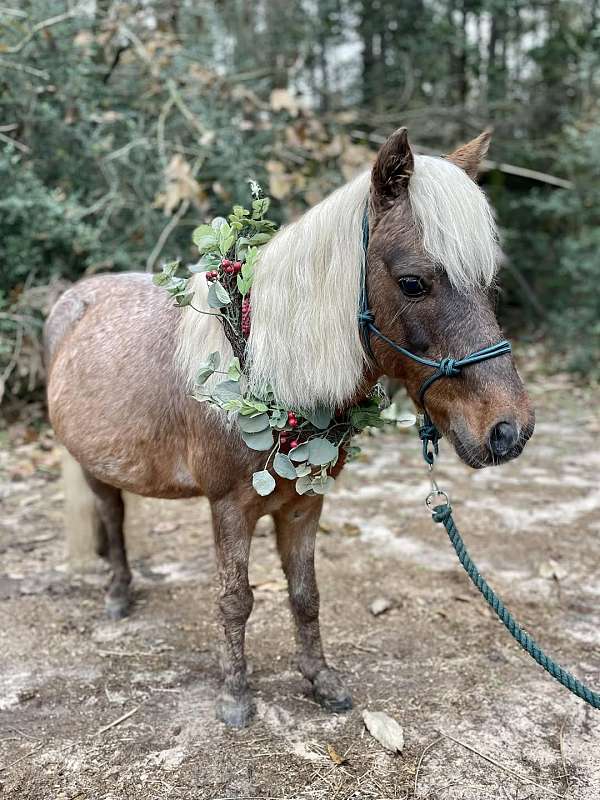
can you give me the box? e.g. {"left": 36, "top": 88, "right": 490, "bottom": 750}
{"left": 448, "top": 416, "right": 535, "bottom": 469}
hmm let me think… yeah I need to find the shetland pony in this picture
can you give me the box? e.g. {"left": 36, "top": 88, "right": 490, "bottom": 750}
{"left": 45, "top": 128, "right": 534, "bottom": 727}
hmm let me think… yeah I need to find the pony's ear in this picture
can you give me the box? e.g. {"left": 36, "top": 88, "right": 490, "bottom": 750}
{"left": 446, "top": 130, "right": 491, "bottom": 179}
{"left": 371, "top": 127, "right": 414, "bottom": 212}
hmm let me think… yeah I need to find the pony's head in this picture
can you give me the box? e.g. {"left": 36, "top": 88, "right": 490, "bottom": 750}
{"left": 365, "top": 128, "right": 534, "bottom": 467}
{"left": 246, "top": 126, "right": 534, "bottom": 468}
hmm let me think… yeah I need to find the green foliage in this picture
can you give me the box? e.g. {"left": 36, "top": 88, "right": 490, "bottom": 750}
{"left": 1, "top": 0, "right": 599, "bottom": 405}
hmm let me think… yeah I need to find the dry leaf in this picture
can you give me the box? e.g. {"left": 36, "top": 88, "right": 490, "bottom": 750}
{"left": 270, "top": 88, "right": 300, "bottom": 116}
{"left": 362, "top": 710, "right": 404, "bottom": 753}
{"left": 326, "top": 743, "right": 346, "bottom": 765}
{"left": 538, "top": 559, "right": 568, "bottom": 581}
{"left": 251, "top": 579, "right": 287, "bottom": 593}
{"left": 341, "top": 522, "right": 361, "bottom": 537}
{"left": 369, "top": 597, "right": 393, "bottom": 617}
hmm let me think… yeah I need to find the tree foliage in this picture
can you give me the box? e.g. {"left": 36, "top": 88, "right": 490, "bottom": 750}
{"left": 0, "top": 0, "right": 598, "bottom": 404}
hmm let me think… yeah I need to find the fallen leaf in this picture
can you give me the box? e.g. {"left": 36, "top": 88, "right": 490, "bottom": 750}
{"left": 362, "top": 710, "right": 404, "bottom": 753}
{"left": 538, "top": 559, "right": 568, "bottom": 581}
{"left": 341, "top": 522, "right": 361, "bottom": 537}
{"left": 326, "top": 743, "right": 346, "bottom": 765}
{"left": 251, "top": 579, "right": 287, "bottom": 593}
{"left": 369, "top": 597, "right": 393, "bottom": 617}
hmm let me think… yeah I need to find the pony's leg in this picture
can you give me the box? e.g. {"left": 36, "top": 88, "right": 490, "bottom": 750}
{"left": 274, "top": 497, "right": 352, "bottom": 712}
{"left": 83, "top": 472, "right": 131, "bottom": 619}
{"left": 211, "top": 496, "right": 256, "bottom": 728}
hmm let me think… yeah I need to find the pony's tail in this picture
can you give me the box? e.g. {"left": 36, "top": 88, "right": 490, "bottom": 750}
{"left": 61, "top": 448, "right": 105, "bottom": 569}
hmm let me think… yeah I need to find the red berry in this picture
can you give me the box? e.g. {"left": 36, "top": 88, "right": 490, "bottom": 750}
{"left": 222, "top": 259, "right": 231, "bottom": 267}
{"left": 290, "top": 440, "right": 299, "bottom": 449}
{"left": 289, "top": 418, "right": 298, "bottom": 428}
{"left": 233, "top": 261, "right": 242, "bottom": 273}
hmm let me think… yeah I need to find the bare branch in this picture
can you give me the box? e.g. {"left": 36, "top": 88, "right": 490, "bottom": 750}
{"left": 0, "top": 130, "right": 29, "bottom": 152}
{"left": 2, "top": 10, "right": 78, "bottom": 54}
{"left": 145, "top": 199, "right": 190, "bottom": 274}
{"left": 0, "top": 57, "right": 48, "bottom": 79}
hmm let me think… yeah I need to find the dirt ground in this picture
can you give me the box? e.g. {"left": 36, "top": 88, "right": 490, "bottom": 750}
{"left": 1, "top": 368, "right": 599, "bottom": 800}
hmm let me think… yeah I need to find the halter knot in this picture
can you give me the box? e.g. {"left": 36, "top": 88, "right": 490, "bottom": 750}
{"left": 358, "top": 309, "right": 375, "bottom": 325}
{"left": 439, "top": 357, "right": 460, "bottom": 377}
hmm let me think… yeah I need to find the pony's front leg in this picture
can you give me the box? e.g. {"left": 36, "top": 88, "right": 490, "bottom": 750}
{"left": 211, "top": 495, "right": 256, "bottom": 728}
{"left": 274, "top": 497, "right": 352, "bottom": 713}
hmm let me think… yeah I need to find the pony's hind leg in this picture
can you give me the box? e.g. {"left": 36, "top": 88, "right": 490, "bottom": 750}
{"left": 210, "top": 496, "right": 256, "bottom": 728}
{"left": 274, "top": 497, "right": 352, "bottom": 712}
{"left": 83, "top": 472, "right": 131, "bottom": 619}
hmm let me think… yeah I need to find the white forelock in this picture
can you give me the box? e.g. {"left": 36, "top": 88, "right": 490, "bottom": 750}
{"left": 409, "top": 155, "right": 500, "bottom": 291}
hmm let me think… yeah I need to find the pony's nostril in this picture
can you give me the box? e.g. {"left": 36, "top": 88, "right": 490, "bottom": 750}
{"left": 489, "top": 421, "right": 518, "bottom": 457}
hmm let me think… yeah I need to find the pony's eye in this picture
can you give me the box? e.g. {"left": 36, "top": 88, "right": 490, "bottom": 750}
{"left": 399, "top": 275, "right": 428, "bottom": 298}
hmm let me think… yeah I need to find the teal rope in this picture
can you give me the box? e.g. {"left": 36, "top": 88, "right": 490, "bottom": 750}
{"left": 432, "top": 503, "right": 600, "bottom": 708}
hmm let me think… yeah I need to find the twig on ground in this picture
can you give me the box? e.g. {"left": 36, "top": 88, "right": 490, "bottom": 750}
{"left": 96, "top": 705, "right": 141, "bottom": 735}
{"left": 414, "top": 736, "right": 444, "bottom": 797}
{"left": 558, "top": 720, "right": 571, "bottom": 793}
{"left": 0, "top": 742, "right": 43, "bottom": 772}
{"left": 439, "top": 729, "right": 563, "bottom": 798}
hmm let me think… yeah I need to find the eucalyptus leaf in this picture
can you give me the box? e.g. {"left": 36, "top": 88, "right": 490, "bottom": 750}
{"left": 252, "top": 470, "right": 276, "bottom": 496}
{"left": 196, "top": 351, "right": 220, "bottom": 384}
{"left": 152, "top": 272, "right": 171, "bottom": 286}
{"left": 189, "top": 253, "right": 220, "bottom": 273}
{"left": 237, "top": 412, "right": 270, "bottom": 433}
{"left": 174, "top": 291, "right": 194, "bottom": 307}
{"left": 218, "top": 222, "right": 235, "bottom": 256}
{"left": 227, "top": 357, "right": 241, "bottom": 381}
{"left": 273, "top": 452, "right": 296, "bottom": 479}
{"left": 305, "top": 407, "right": 332, "bottom": 429}
{"left": 312, "top": 476, "right": 335, "bottom": 495}
{"left": 192, "top": 224, "right": 218, "bottom": 253}
{"left": 289, "top": 443, "right": 310, "bottom": 462}
{"left": 295, "top": 475, "right": 314, "bottom": 496}
{"left": 211, "top": 216, "right": 227, "bottom": 229}
{"left": 252, "top": 197, "right": 270, "bottom": 218}
{"left": 350, "top": 407, "right": 386, "bottom": 429}
{"left": 248, "top": 232, "right": 272, "bottom": 245}
{"left": 207, "top": 281, "right": 231, "bottom": 308}
{"left": 294, "top": 463, "right": 312, "bottom": 477}
{"left": 213, "top": 380, "right": 241, "bottom": 402}
{"left": 241, "top": 427, "right": 274, "bottom": 451}
{"left": 308, "top": 438, "right": 338, "bottom": 466}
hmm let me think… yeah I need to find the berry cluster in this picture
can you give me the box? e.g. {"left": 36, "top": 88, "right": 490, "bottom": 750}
{"left": 279, "top": 430, "right": 300, "bottom": 453}
{"left": 277, "top": 412, "right": 301, "bottom": 452}
{"left": 206, "top": 259, "right": 242, "bottom": 282}
{"left": 241, "top": 296, "right": 251, "bottom": 337}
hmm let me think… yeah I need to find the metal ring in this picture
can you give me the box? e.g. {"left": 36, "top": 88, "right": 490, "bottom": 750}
{"left": 425, "top": 489, "right": 449, "bottom": 511}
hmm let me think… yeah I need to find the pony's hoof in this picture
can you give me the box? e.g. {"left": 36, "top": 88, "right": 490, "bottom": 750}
{"left": 216, "top": 692, "right": 255, "bottom": 728}
{"left": 105, "top": 594, "right": 130, "bottom": 620}
{"left": 312, "top": 668, "right": 353, "bottom": 713}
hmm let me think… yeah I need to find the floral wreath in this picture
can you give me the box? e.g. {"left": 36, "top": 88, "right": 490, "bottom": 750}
{"left": 154, "top": 182, "right": 414, "bottom": 497}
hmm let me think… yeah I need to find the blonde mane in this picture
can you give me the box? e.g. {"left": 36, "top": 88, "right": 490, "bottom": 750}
{"left": 175, "top": 155, "right": 499, "bottom": 409}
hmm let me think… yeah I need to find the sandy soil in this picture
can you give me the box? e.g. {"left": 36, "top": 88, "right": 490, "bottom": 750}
{"left": 1, "top": 371, "right": 599, "bottom": 799}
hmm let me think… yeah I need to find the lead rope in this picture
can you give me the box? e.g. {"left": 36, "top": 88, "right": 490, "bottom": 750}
{"left": 426, "top": 471, "right": 600, "bottom": 709}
